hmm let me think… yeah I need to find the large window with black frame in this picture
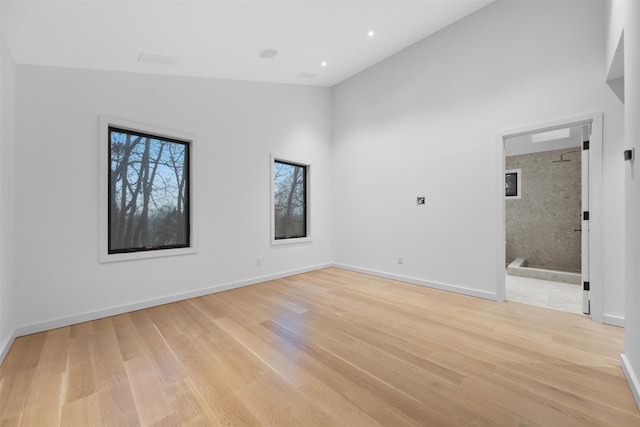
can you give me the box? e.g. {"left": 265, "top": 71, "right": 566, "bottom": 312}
{"left": 273, "top": 159, "right": 307, "bottom": 240}
{"left": 108, "top": 126, "right": 190, "bottom": 253}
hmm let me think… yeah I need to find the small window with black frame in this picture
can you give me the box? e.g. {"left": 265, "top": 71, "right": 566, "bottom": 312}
{"left": 273, "top": 160, "right": 307, "bottom": 240}
{"left": 505, "top": 169, "right": 521, "bottom": 199}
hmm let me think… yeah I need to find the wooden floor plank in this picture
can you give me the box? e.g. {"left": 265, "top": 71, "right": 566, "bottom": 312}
{"left": 0, "top": 268, "right": 638, "bottom": 426}
{"left": 59, "top": 393, "right": 101, "bottom": 427}
{"left": 0, "top": 370, "right": 35, "bottom": 421}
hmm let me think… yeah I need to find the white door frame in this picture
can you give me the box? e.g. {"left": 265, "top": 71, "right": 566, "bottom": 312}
{"left": 495, "top": 112, "right": 604, "bottom": 323}
{"left": 581, "top": 124, "right": 591, "bottom": 314}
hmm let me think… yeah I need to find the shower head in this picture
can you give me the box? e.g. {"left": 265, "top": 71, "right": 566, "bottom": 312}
{"left": 553, "top": 150, "right": 580, "bottom": 163}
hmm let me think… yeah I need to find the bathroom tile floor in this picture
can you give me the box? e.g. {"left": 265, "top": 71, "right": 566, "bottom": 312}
{"left": 505, "top": 274, "right": 583, "bottom": 315}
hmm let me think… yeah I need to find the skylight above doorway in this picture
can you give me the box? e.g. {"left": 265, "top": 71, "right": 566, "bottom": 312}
{"left": 531, "top": 128, "right": 571, "bottom": 143}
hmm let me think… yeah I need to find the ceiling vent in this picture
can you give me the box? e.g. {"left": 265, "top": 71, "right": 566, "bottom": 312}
{"left": 298, "top": 72, "right": 318, "bottom": 79}
{"left": 137, "top": 53, "right": 181, "bottom": 65}
{"left": 259, "top": 49, "right": 278, "bottom": 59}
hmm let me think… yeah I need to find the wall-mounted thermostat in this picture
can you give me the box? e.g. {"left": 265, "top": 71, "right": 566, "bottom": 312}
{"left": 416, "top": 196, "right": 426, "bottom": 206}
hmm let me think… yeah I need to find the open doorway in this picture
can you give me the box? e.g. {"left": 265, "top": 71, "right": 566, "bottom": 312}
{"left": 503, "top": 125, "right": 586, "bottom": 314}
{"left": 495, "top": 112, "right": 604, "bottom": 322}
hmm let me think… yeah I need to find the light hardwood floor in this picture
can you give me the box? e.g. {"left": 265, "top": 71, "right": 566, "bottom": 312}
{"left": 0, "top": 268, "right": 638, "bottom": 426}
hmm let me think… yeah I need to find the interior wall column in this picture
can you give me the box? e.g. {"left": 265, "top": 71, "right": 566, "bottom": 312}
{"left": 623, "top": 0, "right": 640, "bottom": 408}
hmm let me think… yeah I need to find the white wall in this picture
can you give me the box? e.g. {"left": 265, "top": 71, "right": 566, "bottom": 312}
{"left": 605, "top": 0, "right": 625, "bottom": 73}
{"left": 615, "top": 0, "right": 640, "bottom": 409}
{"left": 603, "top": 0, "right": 626, "bottom": 324}
{"left": 332, "top": 0, "right": 626, "bottom": 320}
{"left": 14, "top": 66, "right": 333, "bottom": 333}
{"left": 603, "top": 97, "right": 626, "bottom": 325}
{"left": 4, "top": 0, "right": 630, "bottom": 347}
{"left": 0, "top": 15, "right": 17, "bottom": 361}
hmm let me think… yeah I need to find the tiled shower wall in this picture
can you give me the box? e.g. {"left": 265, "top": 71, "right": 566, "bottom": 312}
{"left": 506, "top": 147, "right": 582, "bottom": 272}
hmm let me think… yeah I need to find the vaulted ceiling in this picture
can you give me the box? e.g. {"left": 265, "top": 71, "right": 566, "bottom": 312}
{"left": 2, "top": 0, "right": 494, "bottom": 86}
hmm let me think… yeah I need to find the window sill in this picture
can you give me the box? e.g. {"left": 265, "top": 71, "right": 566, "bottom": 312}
{"left": 271, "top": 236, "right": 313, "bottom": 246}
{"left": 99, "top": 246, "right": 198, "bottom": 263}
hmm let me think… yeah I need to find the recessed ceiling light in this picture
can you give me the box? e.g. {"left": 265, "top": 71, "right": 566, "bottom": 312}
{"left": 368, "top": 30, "right": 375, "bottom": 38}
{"left": 321, "top": 61, "right": 327, "bottom": 67}
{"left": 259, "top": 49, "right": 278, "bottom": 59}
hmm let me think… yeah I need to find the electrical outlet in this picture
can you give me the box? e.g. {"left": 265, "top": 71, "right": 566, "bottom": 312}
{"left": 417, "top": 196, "right": 426, "bottom": 206}
{"left": 398, "top": 256, "right": 403, "bottom": 265}
{"left": 256, "top": 257, "right": 262, "bottom": 267}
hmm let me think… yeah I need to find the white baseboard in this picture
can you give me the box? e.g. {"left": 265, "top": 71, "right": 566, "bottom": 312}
{"left": 603, "top": 314, "right": 625, "bottom": 327}
{"left": 621, "top": 354, "right": 640, "bottom": 410}
{"left": 0, "top": 330, "right": 16, "bottom": 366}
{"left": 332, "top": 263, "right": 497, "bottom": 301}
{"left": 11, "top": 262, "right": 623, "bottom": 339}
{"left": 16, "top": 263, "right": 332, "bottom": 337}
